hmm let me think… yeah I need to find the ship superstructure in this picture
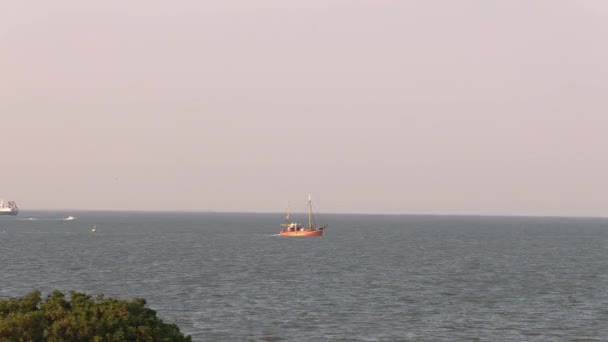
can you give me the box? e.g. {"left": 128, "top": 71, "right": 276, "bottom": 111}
{"left": 0, "top": 200, "right": 19, "bottom": 216}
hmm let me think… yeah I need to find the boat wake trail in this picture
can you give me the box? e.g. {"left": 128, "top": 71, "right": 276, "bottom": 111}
{"left": 17, "top": 216, "right": 77, "bottom": 222}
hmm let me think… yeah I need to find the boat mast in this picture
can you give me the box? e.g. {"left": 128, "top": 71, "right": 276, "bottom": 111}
{"left": 280, "top": 202, "right": 291, "bottom": 231}
{"left": 308, "top": 194, "right": 313, "bottom": 229}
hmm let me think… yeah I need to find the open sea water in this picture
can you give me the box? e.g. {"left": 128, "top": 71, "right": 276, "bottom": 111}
{"left": 1, "top": 211, "right": 608, "bottom": 341}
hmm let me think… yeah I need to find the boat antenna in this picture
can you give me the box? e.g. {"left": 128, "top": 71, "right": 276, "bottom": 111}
{"left": 285, "top": 201, "right": 290, "bottom": 223}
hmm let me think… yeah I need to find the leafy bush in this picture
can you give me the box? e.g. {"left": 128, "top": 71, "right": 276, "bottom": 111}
{"left": 0, "top": 290, "right": 191, "bottom": 341}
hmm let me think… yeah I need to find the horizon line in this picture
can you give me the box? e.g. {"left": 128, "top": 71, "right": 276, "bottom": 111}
{"left": 12, "top": 208, "right": 608, "bottom": 220}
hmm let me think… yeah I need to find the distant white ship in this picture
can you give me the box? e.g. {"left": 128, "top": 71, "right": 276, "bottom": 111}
{"left": 0, "top": 200, "right": 18, "bottom": 216}
{"left": 65, "top": 216, "right": 76, "bottom": 221}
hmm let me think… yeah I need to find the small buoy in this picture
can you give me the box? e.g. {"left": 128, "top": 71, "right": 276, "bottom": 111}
{"left": 91, "top": 225, "right": 97, "bottom": 233}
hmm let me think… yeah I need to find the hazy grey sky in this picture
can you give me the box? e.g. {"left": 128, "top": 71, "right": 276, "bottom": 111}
{"left": 2, "top": 1, "right": 608, "bottom": 215}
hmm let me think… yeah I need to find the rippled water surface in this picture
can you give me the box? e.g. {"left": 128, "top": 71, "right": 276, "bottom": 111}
{"left": 1, "top": 212, "right": 608, "bottom": 341}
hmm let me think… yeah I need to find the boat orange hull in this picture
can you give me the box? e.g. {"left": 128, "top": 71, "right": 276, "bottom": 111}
{"left": 279, "top": 230, "right": 324, "bottom": 237}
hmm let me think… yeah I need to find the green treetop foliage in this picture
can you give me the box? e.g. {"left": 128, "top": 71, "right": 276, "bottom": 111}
{"left": 0, "top": 290, "right": 191, "bottom": 342}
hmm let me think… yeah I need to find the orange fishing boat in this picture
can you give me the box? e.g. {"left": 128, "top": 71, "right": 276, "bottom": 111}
{"left": 279, "top": 195, "right": 326, "bottom": 237}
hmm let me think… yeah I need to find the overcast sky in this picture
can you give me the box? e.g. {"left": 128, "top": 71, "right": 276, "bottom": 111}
{"left": 2, "top": 1, "right": 607, "bottom": 215}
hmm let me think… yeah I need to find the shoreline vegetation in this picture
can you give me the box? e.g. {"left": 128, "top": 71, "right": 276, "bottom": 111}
{"left": 0, "top": 290, "right": 191, "bottom": 341}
